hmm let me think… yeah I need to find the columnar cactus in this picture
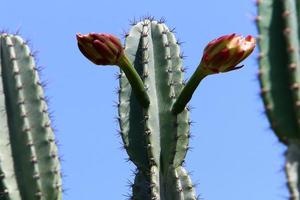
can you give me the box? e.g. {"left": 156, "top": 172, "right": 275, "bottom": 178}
{"left": 77, "top": 18, "right": 255, "bottom": 200}
{"left": 0, "top": 33, "right": 62, "bottom": 200}
{"left": 256, "top": 0, "right": 300, "bottom": 199}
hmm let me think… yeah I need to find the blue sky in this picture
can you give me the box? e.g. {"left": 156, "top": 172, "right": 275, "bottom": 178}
{"left": 1, "top": 0, "right": 288, "bottom": 199}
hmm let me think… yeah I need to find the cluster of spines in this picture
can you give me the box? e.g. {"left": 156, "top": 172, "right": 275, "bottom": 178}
{"left": 0, "top": 33, "right": 62, "bottom": 199}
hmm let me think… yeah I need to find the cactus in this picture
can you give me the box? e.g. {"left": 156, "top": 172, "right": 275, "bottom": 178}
{"left": 0, "top": 33, "right": 62, "bottom": 200}
{"left": 77, "top": 18, "right": 255, "bottom": 200}
{"left": 118, "top": 19, "right": 197, "bottom": 200}
{"left": 256, "top": 0, "right": 300, "bottom": 199}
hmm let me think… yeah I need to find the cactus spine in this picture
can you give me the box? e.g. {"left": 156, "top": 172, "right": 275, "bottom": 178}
{"left": 0, "top": 33, "right": 62, "bottom": 200}
{"left": 119, "top": 19, "right": 197, "bottom": 200}
{"left": 256, "top": 0, "right": 300, "bottom": 199}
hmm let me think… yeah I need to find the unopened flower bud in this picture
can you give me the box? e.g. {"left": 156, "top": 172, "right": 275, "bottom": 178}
{"left": 200, "top": 34, "right": 256, "bottom": 73}
{"left": 76, "top": 33, "right": 124, "bottom": 65}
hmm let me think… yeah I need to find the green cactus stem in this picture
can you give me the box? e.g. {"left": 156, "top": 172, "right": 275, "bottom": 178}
{"left": 118, "top": 19, "right": 197, "bottom": 200}
{"left": 0, "top": 33, "right": 62, "bottom": 200}
{"left": 256, "top": 0, "right": 300, "bottom": 199}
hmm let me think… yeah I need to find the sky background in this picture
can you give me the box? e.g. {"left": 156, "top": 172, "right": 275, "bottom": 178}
{"left": 0, "top": 0, "right": 288, "bottom": 200}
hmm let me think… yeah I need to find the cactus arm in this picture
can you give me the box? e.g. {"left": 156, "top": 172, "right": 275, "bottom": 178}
{"left": 257, "top": 0, "right": 299, "bottom": 142}
{"left": 0, "top": 34, "right": 62, "bottom": 200}
{"left": 257, "top": 0, "right": 300, "bottom": 199}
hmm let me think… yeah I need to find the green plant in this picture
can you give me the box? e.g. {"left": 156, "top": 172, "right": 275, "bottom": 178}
{"left": 256, "top": 0, "right": 300, "bottom": 199}
{"left": 0, "top": 33, "right": 62, "bottom": 200}
{"left": 77, "top": 18, "right": 255, "bottom": 200}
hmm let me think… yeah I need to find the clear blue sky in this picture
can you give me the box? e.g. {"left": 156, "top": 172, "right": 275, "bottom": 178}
{"left": 1, "top": 0, "right": 288, "bottom": 199}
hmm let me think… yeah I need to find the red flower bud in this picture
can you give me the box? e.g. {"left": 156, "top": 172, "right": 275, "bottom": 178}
{"left": 201, "top": 34, "right": 256, "bottom": 73}
{"left": 76, "top": 33, "right": 124, "bottom": 65}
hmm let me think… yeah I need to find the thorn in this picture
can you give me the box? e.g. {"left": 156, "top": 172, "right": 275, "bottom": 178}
{"left": 113, "top": 101, "right": 120, "bottom": 108}
{"left": 260, "top": 87, "right": 269, "bottom": 95}
{"left": 164, "top": 42, "right": 170, "bottom": 47}
{"left": 145, "top": 128, "right": 151, "bottom": 136}
{"left": 179, "top": 52, "right": 186, "bottom": 59}
{"left": 257, "top": 69, "right": 264, "bottom": 78}
{"left": 129, "top": 17, "right": 137, "bottom": 26}
{"left": 186, "top": 105, "right": 195, "bottom": 111}
{"left": 289, "top": 63, "right": 297, "bottom": 70}
{"left": 257, "top": 52, "right": 264, "bottom": 60}
{"left": 291, "top": 83, "right": 300, "bottom": 90}
{"left": 254, "top": 15, "right": 262, "bottom": 22}
{"left": 14, "top": 28, "right": 21, "bottom": 36}
{"left": 282, "top": 10, "right": 290, "bottom": 17}
{"left": 170, "top": 27, "right": 176, "bottom": 33}
{"left": 30, "top": 156, "right": 38, "bottom": 164}
{"left": 158, "top": 17, "right": 166, "bottom": 24}
{"left": 255, "top": 0, "right": 261, "bottom": 5}
{"left": 283, "top": 27, "right": 291, "bottom": 35}
{"left": 265, "top": 104, "right": 273, "bottom": 111}
{"left": 121, "top": 30, "right": 129, "bottom": 39}
{"left": 295, "top": 101, "right": 300, "bottom": 107}
{"left": 114, "top": 72, "right": 122, "bottom": 80}
{"left": 256, "top": 34, "right": 262, "bottom": 41}
{"left": 188, "top": 120, "right": 195, "bottom": 125}
{"left": 181, "top": 67, "right": 187, "bottom": 72}
{"left": 176, "top": 38, "right": 185, "bottom": 45}
{"left": 287, "top": 46, "right": 295, "bottom": 53}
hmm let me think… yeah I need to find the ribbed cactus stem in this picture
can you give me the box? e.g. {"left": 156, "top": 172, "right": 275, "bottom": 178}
{"left": 118, "top": 19, "right": 197, "bottom": 200}
{"left": 256, "top": 0, "right": 300, "bottom": 199}
{"left": 0, "top": 33, "right": 62, "bottom": 200}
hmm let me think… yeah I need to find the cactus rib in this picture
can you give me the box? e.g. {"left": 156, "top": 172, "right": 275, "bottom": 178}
{"left": 0, "top": 34, "right": 62, "bottom": 200}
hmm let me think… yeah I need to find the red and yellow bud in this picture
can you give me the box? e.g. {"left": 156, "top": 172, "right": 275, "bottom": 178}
{"left": 76, "top": 33, "right": 124, "bottom": 65}
{"left": 200, "top": 34, "right": 256, "bottom": 74}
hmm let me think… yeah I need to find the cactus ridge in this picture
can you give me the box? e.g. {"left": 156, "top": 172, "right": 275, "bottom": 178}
{"left": 257, "top": 0, "right": 300, "bottom": 143}
{"left": 119, "top": 19, "right": 196, "bottom": 199}
{"left": 0, "top": 34, "right": 62, "bottom": 200}
{"left": 256, "top": 0, "right": 300, "bottom": 199}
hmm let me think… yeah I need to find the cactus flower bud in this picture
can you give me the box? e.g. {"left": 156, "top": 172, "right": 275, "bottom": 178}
{"left": 76, "top": 32, "right": 150, "bottom": 108}
{"left": 76, "top": 33, "right": 124, "bottom": 65}
{"left": 200, "top": 34, "right": 256, "bottom": 74}
{"left": 172, "top": 33, "right": 255, "bottom": 114}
